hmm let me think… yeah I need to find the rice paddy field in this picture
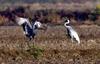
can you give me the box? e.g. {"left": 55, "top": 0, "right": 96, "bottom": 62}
{"left": 0, "top": 24, "right": 100, "bottom": 64}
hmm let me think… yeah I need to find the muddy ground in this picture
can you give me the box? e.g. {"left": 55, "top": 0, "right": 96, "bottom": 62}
{"left": 0, "top": 25, "right": 100, "bottom": 64}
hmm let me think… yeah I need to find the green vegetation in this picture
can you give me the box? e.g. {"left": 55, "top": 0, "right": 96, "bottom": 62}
{"left": 26, "top": 44, "right": 44, "bottom": 59}
{"left": 95, "top": 4, "right": 100, "bottom": 14}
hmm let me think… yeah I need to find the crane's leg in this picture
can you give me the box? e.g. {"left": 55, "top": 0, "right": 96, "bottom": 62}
{"left": 71, "top": 37, "right": 74, "bottom": 43}
{"left": 75, "top": 37, "right": 80, "bottom": 44}
{"left": 77, "top": 38, "right": 80, "bottom": 44}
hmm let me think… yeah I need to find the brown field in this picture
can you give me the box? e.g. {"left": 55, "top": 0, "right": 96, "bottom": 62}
{"left": 0, "top": 25, "right": 100, "bottom": 64}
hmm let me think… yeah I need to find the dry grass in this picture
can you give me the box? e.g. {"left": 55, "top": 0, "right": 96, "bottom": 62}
{"left": 0, "top": 25, "right": 100, "bottom": 64}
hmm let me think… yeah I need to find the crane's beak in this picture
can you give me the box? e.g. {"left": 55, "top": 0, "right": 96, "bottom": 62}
{"left": 62, "top": 17, "right": 69, "bottom": 22}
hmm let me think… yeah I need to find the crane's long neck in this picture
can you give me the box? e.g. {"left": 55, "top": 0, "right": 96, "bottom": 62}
{"left": 65, "top": 19, "right": 70, "bottom": 24}
{"left": 64, "top": 19, "right": 70, "bottom": 27}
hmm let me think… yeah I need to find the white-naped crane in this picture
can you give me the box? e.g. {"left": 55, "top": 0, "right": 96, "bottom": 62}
{"left": 15, "top": 14, "right": 47, "bottom": 40}
{"left": 15, "top": 15, "right": 34, "bottom": 40}
{"left": 64, "top": 18, "right": 80, "bottom": 44}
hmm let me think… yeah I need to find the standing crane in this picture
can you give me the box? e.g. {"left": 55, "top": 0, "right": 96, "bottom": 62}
{"left": 64, "top": 18, "right": 80, "bottom": 44}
